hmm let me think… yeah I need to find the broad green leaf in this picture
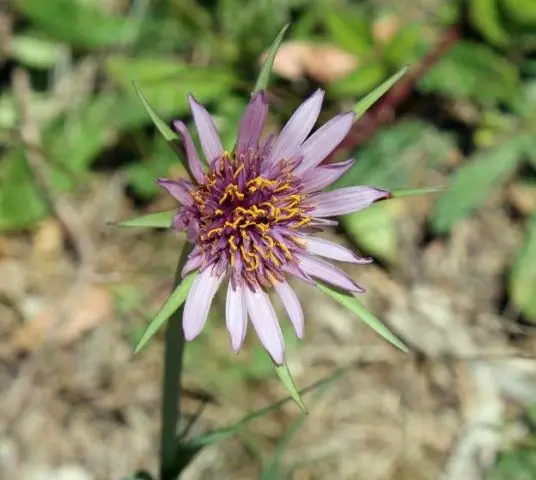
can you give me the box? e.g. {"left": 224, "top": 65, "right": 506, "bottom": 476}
{"left": 186, "top": 369, "right": 346, "bottom": 447}
{"left": 382, "top": 25, "right": 427, "bottom": 65}
{"left": 501, "top": 0, "right": 536, "bottom": 27}
{"left": 134, "top": 272, "right": 197, "bottom": 353}
{"left": 274, "top": 362, "right": 306, "bottom": 413}
{"left": 333, "top": 120, "right": 457, "bottom": 189}
{"left": 253, "top": 24, "right": 289, "bottom": 94}
{"left": 341, "top": 201, "right": 399, "bottom": 264}
{"left": 390, "top": 186, "right": 446, "bottom": 198}
{"left": 331, "top": 61, "right": 388, "bottom": 98}
{"left": 107, "top": 56, "right": 235, "bottom": 107}
{"left": 487, "top": 447, "right": 536, "bottom": 480}
{"left": 115, "top": 210, "right": 175, "bottom": 229}
{"left": 0, "top": 150, "right": 49, "bottom": 231}
{"left": 509, "top": 212, "right": 536, "bottom": 323}
{"left": 324, "top": 9, "right": 372, "bottom": 56}
{"left": 419, "top": 42, "right": 520, "bottom": 105}
{"left": 11, "top": 35, "right": 64, "bottom": 69}
{"left": 432, "top": 134, "right": 529, "bottom": 233}
{"left": 14, "top": 0, "right": 136, "bottom": 48}
{"left": 354, "top": 66, "right": 408, "bottom": 119}
{"left": 469, "top": 0, "right": 510, "bottom": 47}
{"left": 316, "top": 283, "right": 408, "bottom": 352}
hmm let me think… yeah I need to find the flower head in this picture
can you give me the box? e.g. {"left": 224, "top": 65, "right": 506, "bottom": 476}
{"left": 158, "top": 89, "right": 390, "bottom": 364}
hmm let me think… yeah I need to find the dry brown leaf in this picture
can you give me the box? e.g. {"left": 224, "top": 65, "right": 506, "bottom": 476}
{"left": 506, "top": 183, "right": 536, "bottom": 215}
{"left": 372, "top": 15, "right": 401, "bottom": 45}
{"left": 9, "top": 284, "right": 113, "bottom": 352}
{"left": 32, "top": 218, "right": 64, "bottom": 257}
{"left": 260, "top": 41, "right": 358, "bottom": 84}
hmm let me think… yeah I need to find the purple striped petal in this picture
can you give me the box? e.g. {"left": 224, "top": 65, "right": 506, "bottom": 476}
{"left": 225, "top": 283, "right": 248, "bottom": 352}
{"left": 173, "top": 120, "right": 205, "bottom": 184}
{"left": 236, "top": 91, "right": 268, "bottom": 154}
{"left": 312, "top": 186, "right": 391, "bottom": 217}
{"left": 181, "top": 254, "right": 202, "bottom": 277}
{"left": 282, "top": 263, "right": 314, "bottom": 284}
{"left": 309, "top": 218, "right": 338, "bottom": 228}
{"left": 304, "top": 235, "right": 372, "bottom": 264}
{"left": 244, "top": 288, "right": 284, "bottom": 365}
{"left": 301, "top": 159, "right": 355, "bottom": 193}
{"left": 183, "top": 268, "right": 224, "bottom": 341}
{"left": 297, "top": 254, "right": 364, "bottom": 293}
{"left": 188, "top": 95, "right": 224, "bottom": 164}
{"left": 275, "top": 281, "right": 304, "bottom": 339}
{"left": 294, "top": 112, "right": 355, "bottom": 175}
{"left": 156, "top": 178, "right": 194, "bottom": 206}
{"left": 266, "top": 89, "right": 324, "bottom": 166}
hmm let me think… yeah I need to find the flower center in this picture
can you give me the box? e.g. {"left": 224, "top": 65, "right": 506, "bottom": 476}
{"left": 191, "top": 152, "right": 312, "bottom": 287}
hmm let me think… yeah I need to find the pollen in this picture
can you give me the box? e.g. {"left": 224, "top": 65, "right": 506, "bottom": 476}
{"left": 186, "top": 151, "right": 313, "bottom": 287}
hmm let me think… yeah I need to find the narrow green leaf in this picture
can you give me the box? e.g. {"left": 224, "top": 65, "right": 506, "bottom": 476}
{"left": 253, "top": 24, "right": 290, "bottom": 94}
{"left": 274, "top": 362, "right": 307, "bottom": 413}
{"left": 261, "top": 370, "right": 343, "bottom": 479}
{"left": 316, "top": 283, "right": 408, "bottom": 352}
{"left": 354, "top": 67, "right": 408, "bottom": 119}
{"left": 134, "top": 272, "right": 197, "bottom": 353}
{"left": 390, "top": 186, "right": 446, "bottom": 198}
{"left": 113, "top": 210, "right": 175, "bottom": 229}
{"left": 187, "top": 369, "right": 345, "bottom": 447}
{"left": 133, "top": 82, "right": 177, "bottom": 142}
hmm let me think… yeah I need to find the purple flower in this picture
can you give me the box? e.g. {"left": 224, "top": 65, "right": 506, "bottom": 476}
{"left": 158, "top": 89, "right": 391, "bottom": 364}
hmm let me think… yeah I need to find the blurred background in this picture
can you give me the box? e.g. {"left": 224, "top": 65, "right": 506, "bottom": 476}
{"left": 1, "top": 0, "right": 536, "bottom": 479}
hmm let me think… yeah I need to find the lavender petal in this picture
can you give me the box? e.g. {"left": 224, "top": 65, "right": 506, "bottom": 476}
{"left": 156, "top": 178, "right": 194, "bottom": 206}
{"left": 225, "top": 282, "right": 248, "bottom": 352}
{"left": 282, "top": 263, "right": 314, "bottom": 284}
{"left": 245, "top": 288, "right": 284, "bottom": 365}
{"left": 265, "top": 89, "right": 324, "bottom": 166}
{"left": 294, "top": 112, "right": 355, "bottom": 175}
{"left": 173, "top": 120, "right": 205, "bottom": 183}
{"left": 301, "top": 159, "right": 355, "bottom": 193}
{"left": 181, "top": 254, "right": 203, "bottom": 277}
{"left": 312, "top": 186, "right": 391, "bottom": 217}
{"left": 304, "top": 235, "right": 372, "bottom": 264}
{"left": 297, "top": 254, "right": 364, "bottom": 293}
{"left": 183, "top": 268, "right": 224, "bottom": 340}
{"left": 236, "top": 91, "right": 268, "bottom": 154}
{"left": 188, "top": 94, "right": 224, "bottom": 164}
{"left": 275, "top": 281, "right": 304, "bottom": 339}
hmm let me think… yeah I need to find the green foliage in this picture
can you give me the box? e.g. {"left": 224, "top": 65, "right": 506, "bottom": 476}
{"left": 419, "top": 42, "right": 521, "bottom": 105}
{"left": 333, "top": 121, "right": 456, "bottom": 262}
{"left": 14, "top": 0, "right": 137, "bottom": 48}
{"left": 469, "top": 0, "right": 536, "bottom": 50}
{"left": 488, "top": 448, "right": 536, "bottom": 480}
{"left": 334, "top": 120, "right": 456, "bottom": 189}
{"left": 0, "top": 150, "right": 49, "bottom": 231}
{"left": 324, "top": 9, "right": 373, "bottom": 56}
{"left": 432, "top": 133, "right": 530, "bottom": 233}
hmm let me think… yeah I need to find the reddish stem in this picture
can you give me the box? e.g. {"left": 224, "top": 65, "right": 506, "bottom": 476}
{"left": 327, "top": 25, "right": 461, "bottom": 161}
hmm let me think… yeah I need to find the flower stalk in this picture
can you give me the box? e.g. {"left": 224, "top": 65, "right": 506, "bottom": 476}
{"left": 160, "top": 245, "right": 191, "bottom": 480}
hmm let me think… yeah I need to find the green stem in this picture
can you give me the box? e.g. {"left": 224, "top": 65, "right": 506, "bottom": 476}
{"left": 160, "top": 245, "right": 191, "bottom": 480}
